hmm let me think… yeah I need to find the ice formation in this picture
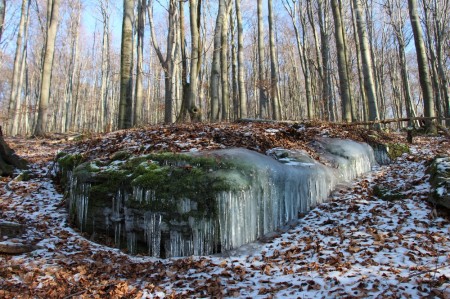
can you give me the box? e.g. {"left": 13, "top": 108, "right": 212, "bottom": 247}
{"left": 65, "top": 138, "right": 377, "bottom": 257}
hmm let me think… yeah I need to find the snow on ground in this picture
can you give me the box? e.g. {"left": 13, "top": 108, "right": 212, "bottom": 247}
{"left": 1, "top": 134, "right": 450, "bottom": 298}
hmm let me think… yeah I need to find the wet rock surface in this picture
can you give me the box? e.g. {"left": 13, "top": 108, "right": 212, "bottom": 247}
{"left": 428, "top": 156, "right": 450, "bottom": 209}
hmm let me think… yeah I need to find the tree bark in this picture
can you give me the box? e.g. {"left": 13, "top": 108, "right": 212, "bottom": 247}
{"left": 0, "top": 132, "right": 27, "bottom": 176}
{"left": 9, "top": 0, "right": 29, "bottom": 136}
{"left": 257, "top": 0, "right": 268, "bottom": 119}
{"left": 353, "top": 0, "right": 380, "bottom": 123}
{"left": 210, "top": 0, "right": 226, "bottom": 121}
{"left": 408, "top": 0, "right": 436, "bottom": 132}
{"left": 0, "top": 0, "right": 5, "bottom": 42}
{"left": 235, "top": 0, "right": 247, "bottom": 119}
{"left": 118, "top": 0, "right": 134, "bottom": 129}
{"left": 187, "top": 0, "right": 201, "bottom": 122}
{"left": 268, "top": 0, "right": 281, "bottom": 120}
{"left": 220, "top": 1, "right": 232, "bottom": 121}
{"left": 34, "top": 0, "right": 60, "bottom": 136}
{"left": 134, "top": 0, "right": 145, "bottom": 126}
{"left": 331, "top": 0, "right": 352, "bottom": 122}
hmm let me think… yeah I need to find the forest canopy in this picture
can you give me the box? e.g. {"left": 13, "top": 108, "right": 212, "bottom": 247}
{"left": 0, "top": 0, "right": 448, "bottom": 136}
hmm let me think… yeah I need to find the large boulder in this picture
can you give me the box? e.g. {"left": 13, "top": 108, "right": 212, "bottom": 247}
{"left": 428, "top": 157, "right": 450, "bottom": 209}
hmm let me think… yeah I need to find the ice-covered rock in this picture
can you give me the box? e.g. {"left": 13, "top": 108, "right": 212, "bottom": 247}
{"left": 60, "top": 138, "right": 377, "bottom": 257}
{"left": 428, "top": 156, "right": 450, "bottom": 209}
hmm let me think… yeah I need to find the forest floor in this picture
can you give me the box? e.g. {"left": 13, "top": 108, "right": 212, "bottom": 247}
{"left": 1, "top": 122, "right": 450, "bottom": 298}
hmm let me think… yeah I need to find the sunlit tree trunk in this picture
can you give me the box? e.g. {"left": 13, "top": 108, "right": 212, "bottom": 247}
{"left": 257, "top": 0, "right": 268, "bottom": 119}
{"left": 353, "top": 0, "right": 379, "bottom": 122}
{"left": 0, "top": 0, "right": 5, "bottom": 43}
{"left": 118, "top": 0, "right": 134, "bottom": 129}
{"left": 210, "top": 0, "right": 226, "bottom": 121}
{"left": 331, "top": 0, "right": 352, "bottom": 122}
{"left": 220, "top": 1, "right": 232, "bottom": 121}
{"left": 317, "top": 0, "right": 334, "bottom": 121}
{"left": 34, "top": 0, "right": 60, "bottom": 136}
{"left": 9, "top": 0, "right": 29, "bottom": 135}
{"left": 99, "top": 0, "right": 111, "bottom": 131}
{"left": 134, "top": 0, "right": 145, "bottom": 126}
{"left": 268, "top": 0, "right": 281, "bottom": 120}
{"left": 408, "top": 0, "right": 436, "bottom": 132}
{"left": 63, "top": 1, "right": 81, "bottom": 133}
{"left": 235, "top": 0, "right": 247, "bottom": 119}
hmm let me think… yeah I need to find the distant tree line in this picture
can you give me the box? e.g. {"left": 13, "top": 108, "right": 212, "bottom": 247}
{"left": 0, "top": 0, "right": 448, "bottom": 136}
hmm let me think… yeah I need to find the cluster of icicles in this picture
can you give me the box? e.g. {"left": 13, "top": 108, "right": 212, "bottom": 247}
{"left": 67, "top": 138, "right": 377, "bottom": 258}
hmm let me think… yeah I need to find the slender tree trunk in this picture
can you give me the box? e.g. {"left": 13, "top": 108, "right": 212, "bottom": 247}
{"left": 408, "top": 0, "right": 436, "bottom": 132}
{"left": 118, "top": 0, "right": 134, "bottom": 129}
{"left": 331, "top": 0, "right": 352, "bottom": 122}
{"left": 317, "top": 0, "right": 334, "bottom": 121}
{"left": 99, "top": 0, "right": 111, "bottom": 131}
{"left": 257, "top": 0, "right": 268, "bottom": 119}
{"left": 220, "top": 1, "right": 232, "bottom": 121}
{"left": 186, "top": 0, "right": 201, "bottom": 122}
{"left": 134, "top": 0, "right": 145, "bottom": 126}
{"left": 0, "top": 0, "right": 5, "bottom": 42}
{"left": 268, "top": 0, "right": 281, "bottom": 120}
{"left": 9, "top": 0, "right": 29, "bottom": 135}
{"left": 210, "top": 0, "right": 226, "bottom": 121}
{"left": 353, "top": 0, "right": 379, "bottom": 122}
{"left": 63, "top": 1, "right": 81, "bottom": 133}
{"left": 34, "top": 0, "right": 60, "bottom": 136}
{"left": 235, "top": 0, "right": 247, "bottom": 119}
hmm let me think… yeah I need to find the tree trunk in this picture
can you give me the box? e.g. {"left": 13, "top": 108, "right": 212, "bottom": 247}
{"left": 0, "top": 130, "right": 27, "bottom": 176}
{"left": 9, "top": 0, "right": 29, "bottom": 136}
{"left": 220, "top": 1, "right": 232, "bottom": 121}
{"left": 235, "top": 0, "right": 247, "bottom": 119}
{"left": 118, "top": 0, "right": 134, "bottom": 129}
{"left": 257, "top": 0, "right": 268, "bottom": 119}
{"left": 210, "top": 0, "right": 226, "bottom": 121}
{"left": 353, "top": 0, "right": 380, "bottom": 123}
{"left": 34, "top": 0, "right": 60, "bottom": 136}
{"left": 0, "top": 0, "right": 4, "bottom": 42}
{"left": 99, "top": 0, "right": 111, "bottom": 131}
{"left": 187, "top": 0, "right": 201, "bottom": 122}
{"left": 408, "top": 0, "right": 436, "bottom": 132}
{"left": 331, "top": 0, "right": 352, "bottom": 122}
{"left": 317, "top": 0, "right": 334, "bottom": 121}
{"left": 134, "top": 0, "right": 145, "bottom": 126}
{"left": 268, "top": 0, "right": 281, "bottom": 120}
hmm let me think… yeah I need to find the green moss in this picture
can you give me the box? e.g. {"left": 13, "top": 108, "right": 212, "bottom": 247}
{"left": 373, "top": 185, "right": 403, "bottom": 201}
{"left": 111, "top": 151, "right": 131, "bottom": 161}
{"left": 386, "top": 143, "right": 410, "bottom": 160}
{"left": 58, "top": 153, "right": 84, "bottom": 170}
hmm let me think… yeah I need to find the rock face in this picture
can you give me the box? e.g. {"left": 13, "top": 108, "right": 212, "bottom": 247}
{"left": 428, "top": 157, "right": 450, "bottom": 209}
{"left": 58, "top": 138, "right": 377, "bottom": 258}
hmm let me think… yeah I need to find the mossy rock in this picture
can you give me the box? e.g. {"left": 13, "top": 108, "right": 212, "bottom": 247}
{"left": 372, "top": 185, "right": 404, "bottom": 201}
{"left": 386, "top": 143, "right": 410, "bottom": 160}
{"left": 427, "top": 156, "right": 450, "bottom": 209}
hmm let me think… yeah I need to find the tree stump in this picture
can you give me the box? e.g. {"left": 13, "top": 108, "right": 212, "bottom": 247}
{"left": 0, "top": 126, "right": 27, "bottom": 176}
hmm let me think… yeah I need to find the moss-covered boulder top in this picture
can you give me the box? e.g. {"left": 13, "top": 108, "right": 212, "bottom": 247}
{"left": 57, "top": 122, "right": 400, "bottom": 163}
{"left": 57, "top": 151, "right": 249, "bottom": 213}
{"left": 428, "top": 156, "right": 450, "bottom": 209}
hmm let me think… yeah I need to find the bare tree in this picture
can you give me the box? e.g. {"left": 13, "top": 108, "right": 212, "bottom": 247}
{"left": 257, "top": 0, "right": 269, "bottom": 119}
{"left": 331, "top": 0, "right": 352, "bottom": 122}
{"left": 353, "top": 0, "right": 379, "bottom": 122}
{"left": 118, "top": 0, "right": 134, "bottom": 129}
{"left": 268, "top": 0, "right": 281, "bottom": 120}
{"left": 149, "top": 0, "right": 178, "bottom": 124}
{"left": 408, "top": 0, "right": 436, "bottom": 132}
{"left": 0, "top": 0, "right": 5, "bottom": 43}
{"left": 235, "top": 0, "right": 247, "bottom": 119}
{"left": 134, "top": 0, "right": 145, "bottom": 126}
{"left": 8, "top": 0, "right": 29, "bottom": 135}
{"left": 34, "top": 0, "right": 61, "bottom": 136}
